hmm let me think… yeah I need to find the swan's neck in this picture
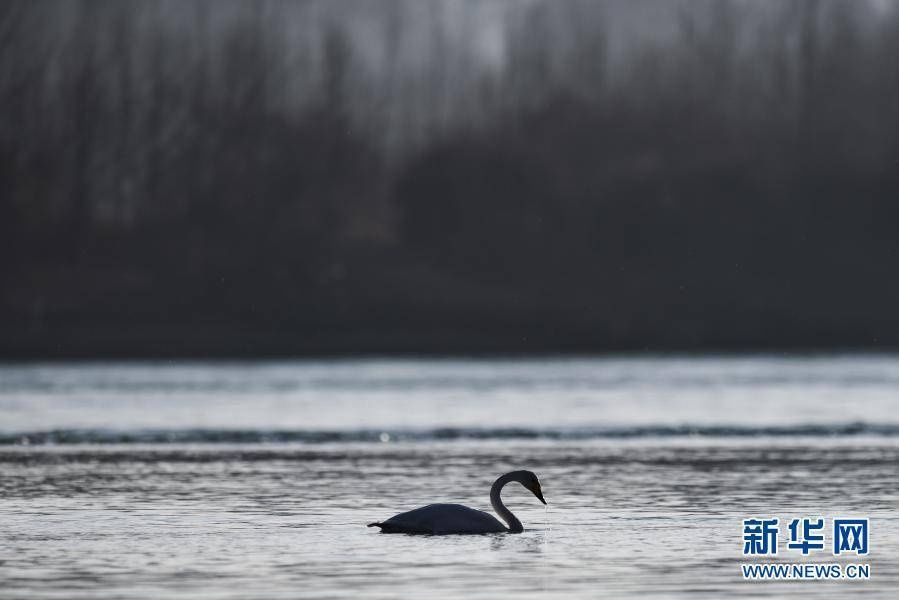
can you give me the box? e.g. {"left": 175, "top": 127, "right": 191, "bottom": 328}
{"left": 490, "top": 473, "right": 523, "bottom": 533}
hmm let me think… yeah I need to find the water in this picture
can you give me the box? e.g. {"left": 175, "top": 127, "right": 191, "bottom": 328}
{"left": 2, "top": 356, "right": 898, "bottom": 598}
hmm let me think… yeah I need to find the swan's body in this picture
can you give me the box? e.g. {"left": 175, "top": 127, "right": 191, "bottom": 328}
{"left": 371, "top": 504, "right": 508, "bottom": 534}
{"left": 367, "top": 470, "right": 546, "bottom": 535}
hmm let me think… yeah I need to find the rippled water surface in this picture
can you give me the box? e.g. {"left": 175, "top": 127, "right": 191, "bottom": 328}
{"left": 2, "top": 356, "right": 898, "bottom": 598}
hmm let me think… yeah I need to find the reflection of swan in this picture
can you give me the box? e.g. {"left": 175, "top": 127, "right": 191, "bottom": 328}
{"left": 368, "top": 471, "right": 546, "bottom": 534}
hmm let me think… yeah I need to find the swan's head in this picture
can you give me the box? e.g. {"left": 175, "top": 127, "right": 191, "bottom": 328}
{"left": 514, "top": 470, "right": 546, "bottom": 505}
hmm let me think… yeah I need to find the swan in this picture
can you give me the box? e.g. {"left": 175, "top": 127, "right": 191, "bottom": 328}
{"left": 367, "top": 470, "right": 546, "bottom": 534}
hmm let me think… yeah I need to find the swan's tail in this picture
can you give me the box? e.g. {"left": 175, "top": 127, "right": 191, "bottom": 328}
{"left": 367, "top": 522, "right": 384, "bottom": 528}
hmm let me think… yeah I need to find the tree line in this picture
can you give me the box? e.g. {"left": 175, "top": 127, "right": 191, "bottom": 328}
{"left": 2, "top": 0, "right": 898, "bottom": 356}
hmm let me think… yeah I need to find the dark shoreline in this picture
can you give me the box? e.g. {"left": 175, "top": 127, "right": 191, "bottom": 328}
{"left": 1, "top": 323, "right": 895, "bottom": 361}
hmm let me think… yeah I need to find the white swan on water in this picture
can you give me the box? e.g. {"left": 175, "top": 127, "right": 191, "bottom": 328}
{"left": 367, "top": 470, "right": 546, "bottom": 534}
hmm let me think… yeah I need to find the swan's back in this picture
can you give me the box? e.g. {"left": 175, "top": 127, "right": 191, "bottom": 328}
{"left": 368, "top": 503, "right": 507, "bottom": 535}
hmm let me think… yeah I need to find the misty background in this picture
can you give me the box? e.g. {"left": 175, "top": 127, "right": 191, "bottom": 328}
{"left": 2, "top": 0, "right": 898, "bottom": 357}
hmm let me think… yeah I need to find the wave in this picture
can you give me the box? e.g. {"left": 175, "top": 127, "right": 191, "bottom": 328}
{"left": 3, "top": 422, "right": 899, "bottom": 445}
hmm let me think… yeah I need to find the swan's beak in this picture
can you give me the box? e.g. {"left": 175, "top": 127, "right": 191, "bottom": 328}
{"left": 532, "top": 485, "right": 547, "bottom": 505}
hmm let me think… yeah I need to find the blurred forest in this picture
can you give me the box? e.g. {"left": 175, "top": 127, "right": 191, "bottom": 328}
{"left": 2, "top": 0, "right": 899, "bottom": 357}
